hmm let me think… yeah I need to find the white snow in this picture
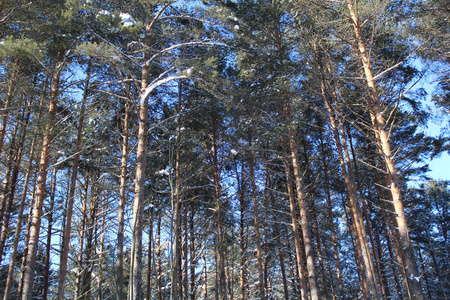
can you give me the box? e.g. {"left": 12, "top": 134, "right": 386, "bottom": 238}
{"left": 120, "top": 12, "right": 138, "bottom": 27}
{"left": 97, "top": 10, "right": 111, "bottom": 16}
{"left": 157, "top": 166, "right": 172, "bottom": 176}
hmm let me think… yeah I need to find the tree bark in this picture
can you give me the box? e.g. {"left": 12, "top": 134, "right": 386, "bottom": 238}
{"left": 211, "top": 122, "right": 227, "bottom": 300}
{"left": 116, "top": 85, "right": 130, "bottom": 300}
{"left": 248, "top": 133, "right": 266, "bottom": 300}
{"left": 266, "top": 167, "right": 290, "bottom": 300}
{"left": 283, "top": 98, "right": 319, "bottom": 300}
{"left": 42, "top": 168, "right": 57, "bottom": 300}
{"left": 345, "top": 1, "right": 424, "bottom": 298}
{"left": 281, "top": 148, "right": 307, "bottom": 300}
{"left": 21, "top": 51, "right": 64, "bottom": 300}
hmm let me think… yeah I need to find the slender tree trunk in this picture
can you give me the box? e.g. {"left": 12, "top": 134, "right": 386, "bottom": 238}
{"left": 57, "top": 58, "right": 91, "bottom": 300}
{"left": 248, "top": 133, "right": 266, "bottom": 300}
{"left": 337, "top": 111, "right": 380, "bottom": 299}
{"left": 189, "top": 204, "right": 196, "bottom": 300}
{"left": 237, "top": 163, "right": 247, "bottom": 300}
{"left": 301, "top": 137, "right": 327, "bottom": 298}
{"left": 347, "top": 127, "right": 387, "bottom": 300}
{"left": 117, "top": 81, "right": 131, "bottom": 300}
{"left": 129, "top": 6, "right": 173, "bottom": 297}
{"left": 266, "top": 168, "right": 289, "bottom": 300}
{"left": 21, "top": 51, "right": 65, "bottom": 300}
{"left": 129, "top": 47, "right": 151, "bottom": 300}
{"left": 183, "top": 204, "right": 189, "bottom": 300}
{"left": 42, "top": 168, "right": 57, "bottom": 300}
{"left": 157, "top": 206, "right": 163, "bottom": 300}
{"left": 2, "top": 103, "right": 40, "bottom": 300}
{"left": 5, "top": 85, "right": 46, "bottom": 299}
{"left": 75, "top": 176, "right": 90, "bottom": 300}
{"left": 345, "top": 2, "right": 423, "bottom": 298}
{"left": 283, "top": 98, "right": 319, "bottom": 300}
{"left": 369, "top": 142, "right": 405, "bottom": 300}
{"left": 0, "top": 101, "right": 29, "bottom": 262}
{"left": 319, "top": 73, "right": 373, "bottom": 299}
{"left": 203, "top": 252, "right": 208, "bottom": 300}
{"left": 281, "top": 149, "right": 307, "bottom": 300}
{"left": 0, "top": 65, "right": 17, "bottom": 155}
{"left": 97, "top": 208, "right": 106, "bottom": 300}
{"left": 18, "top": 180, "right": 38, "bottom": 297}
{"left": 211, "top": 123, "right": 227, "bottom": 300}
{"left": 146, "top": 209, "right": 154, "bottom": 300}
{"left": 171, "top": 85, "right": 183, "bottom": 300}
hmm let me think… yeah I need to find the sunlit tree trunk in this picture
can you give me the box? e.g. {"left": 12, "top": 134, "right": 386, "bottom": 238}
{"left": 281, "top": 146, "right": 307, "bottom": 300}
{"left": 2, "top": 97, "right": 41, "bottom": 299}
{"left": 42, "top": 168, "right": 57, "bottom": 300}
{"left": 117, "top": 80, "right": 131, "bottom": 300}
{"left": 283, "top": 98, "right": 319, "bottom": 300}
{"left": 21, "top": 51, "right": 65, "bottom": 300}
{"left": 345, "top": 1, "right": 423, "bottom": 297}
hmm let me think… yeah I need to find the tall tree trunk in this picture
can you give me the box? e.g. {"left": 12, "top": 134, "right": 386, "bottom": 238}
{"left": 0, "top": 65, "right": 18, "bottom": 155}
{"left": 4, "top": 86, "right": 46, "bottom": 299}
{"left": 146, "top": 209, "right": 154, "bottom": 300}
{"left": 189, "top": 204, "right": 196, "bottom": 300}
{"left": 336, "top": 111, "right": 380, "bottom": 299}
{"left": 129, "top": 6, "right": 173, "bottom": 298}
{"left": 237, "top": 163, "right": 247, "bottom": 300}
{"left": 97, "top": 207, "right": 106, "bottom": 300}
{"left": 281, "top": 148, "right": 307, "bottom": 300}
{"left": 75, "top": 176, "right": 90, "bottom": 300}
{"left": 345, "top": 2, "right": 423, "bottom": 298}
{"left": 171, "top": 84, "right": 183, "bottom": 300}
{"left": 2, "top": 100, "right": 40, "bottom": 300}
{"left": 21, "top": 51, "right": 65, "bottom": 300}
{"left": 129, "top": 49, "right": 151, "bottom": 300}
{"left": 347, "top": 127, "right": 387, "bottom": 300}
{"left": 156, "top": 206, "right": 163, "bottom": 300}
{"left": 117, "top": 81, "right": 131, "bottom": 300}
{"left": 203, "top": 252, "right": 208, "bottom": 300}
{"left": 301, "top": 136, "right": 327, "bottom": 298}
{"left": 248, "top": 133, "right": 266, "bottom": 300}
{"left": 57, "top": 58, "right": 91, "bottom": 300}
{"left": 0, "top": 101, "right": 29, "bottom": 262}
{"left": 266, "top": 167, "right": 289, "bottom": 300}
{"left": 318, "top": 68, "right": 374, "bottom": 299}
{"left": 211, "top": 123, "right": 227, "bottom": 300}
{"left": 42, "top": 168, "right": 57, "bottom": 300}
{"left": 283, "top": 98, "right": 319, "bottom": 300}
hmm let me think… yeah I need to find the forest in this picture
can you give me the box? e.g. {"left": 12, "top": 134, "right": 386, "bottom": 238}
{"left": 0, "top": 0, "right": 448, "bottom": 299}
